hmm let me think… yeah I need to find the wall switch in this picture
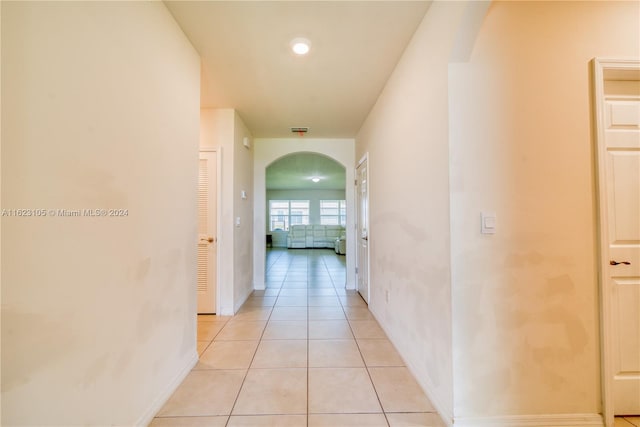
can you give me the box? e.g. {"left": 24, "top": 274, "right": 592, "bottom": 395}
{"left": 241, "top": 190, "right": 247, "bottom": 200}
{"left": 235, "top": 217, "right": 241, "bottom": 227}
{"left": 481, "top": 212, "right": 496, "bottom": 234}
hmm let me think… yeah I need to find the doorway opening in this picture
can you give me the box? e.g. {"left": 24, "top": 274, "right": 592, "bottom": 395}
{"left": 265, "top": 153, "right": 347, "bottom": 284}
{"left": 253, "top": 141, "right": 356, "bottom": 292}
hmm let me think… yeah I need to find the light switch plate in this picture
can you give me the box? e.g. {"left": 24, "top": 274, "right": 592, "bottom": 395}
{"left": 481, "top": 212, "right": 496, "bottom": 234}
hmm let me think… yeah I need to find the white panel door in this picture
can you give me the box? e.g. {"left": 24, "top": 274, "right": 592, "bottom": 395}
{"left": 197, "top": 151, "right": 218, "bottom": 314}
{"left": 602, "top": 83, "right": 640, "bottom": 415}
{"left": 356, "top": 156, "right": 369, "bottom": 304}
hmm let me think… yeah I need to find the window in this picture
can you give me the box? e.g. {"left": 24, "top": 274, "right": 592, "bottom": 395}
{"left": 320, "top": 200, "right": 346, "bottom": 226}
{"left": 269, "top": 200, "right": 309, "bottom": 231}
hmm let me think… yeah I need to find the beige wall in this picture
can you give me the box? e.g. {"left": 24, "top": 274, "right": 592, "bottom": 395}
{"left": 1, "top": 2, "right": 200, "bottom": 425}
{"left": 200, "top": 109, "right": 254, "bottom": 314}
{"left": 355, "top": 2, "right": 470, "bottom": 420}
{"left": 233, "top": 111, "right": 254, "bottom": 312}
{"left": 450, "top": 1, "right": 640, "bottom": 420}
{"left": 357, "top": 0, "right": 639, "bottom": 425}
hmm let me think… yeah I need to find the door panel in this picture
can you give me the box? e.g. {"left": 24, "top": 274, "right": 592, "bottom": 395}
{"left": 356, "top": 157, "right": 369, "bottom": 304}
{"left": 197, "top": 151, "right": 218, "bottom": 314}
{"left": 602, "top": 90, "right": 640, "bottom": 415}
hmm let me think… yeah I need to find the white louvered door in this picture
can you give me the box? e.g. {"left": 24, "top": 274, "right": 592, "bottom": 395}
{"left": 198, "top": 150, "right": 218, "bottom": 314}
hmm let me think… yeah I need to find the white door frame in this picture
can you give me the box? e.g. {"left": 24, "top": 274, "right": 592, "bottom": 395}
{"left": 356, "top": 153, "right": 370, "bottom": 303}
{"left": 199, "top": 147, "right": 222, "bottom": 315}
{"left": 592, "top": 57, "right": 640, "bottom": 427}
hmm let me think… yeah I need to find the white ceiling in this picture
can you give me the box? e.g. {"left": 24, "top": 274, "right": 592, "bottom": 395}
{"left": 164, "top": 1, "right": 431, "bottom": 138}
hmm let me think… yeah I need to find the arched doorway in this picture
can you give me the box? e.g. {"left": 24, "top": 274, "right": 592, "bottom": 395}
{"left": 252, "top": 138, "right": 356, "bottom": 290}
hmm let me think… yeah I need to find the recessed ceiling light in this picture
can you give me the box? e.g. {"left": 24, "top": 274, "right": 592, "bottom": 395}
{"left": 291, "top": 38, "right": 311, "bottom": 55}
{"left": 311, "top": 177, "right": 320, "bottom": 183}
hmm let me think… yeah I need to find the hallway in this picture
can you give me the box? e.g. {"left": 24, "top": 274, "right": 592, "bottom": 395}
{"left": 150, "top": 249, "right": 445, "bottom": 426}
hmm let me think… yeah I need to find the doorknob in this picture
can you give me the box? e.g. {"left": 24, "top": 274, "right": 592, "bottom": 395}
{"left": 610, "top": 260, "right": 631, "bottom": 266}
{"left": 200, "top": 237, "right": 214, "bottom": 243}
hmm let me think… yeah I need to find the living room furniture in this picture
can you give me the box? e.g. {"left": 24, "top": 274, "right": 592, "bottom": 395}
{"left": 287, "top": 225, "right": 345, "bottom": 249}
{"left": 334, "top": 235, "right": 346, "bottom": 255}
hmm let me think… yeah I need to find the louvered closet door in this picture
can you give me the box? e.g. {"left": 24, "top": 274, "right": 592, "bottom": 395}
{"left": 198, "top": 150, "right": 217, "bottom": 314}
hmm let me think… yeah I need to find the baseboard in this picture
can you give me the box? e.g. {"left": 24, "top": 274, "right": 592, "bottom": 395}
{"left": 135, "top": 350, "right": 198, "bottom": 427}
{"left": 453, "top": 413, "right": 604, "bottom": 427}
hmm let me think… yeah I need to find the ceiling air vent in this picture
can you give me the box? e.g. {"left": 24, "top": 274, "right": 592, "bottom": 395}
{"left": 291, "top": 127, "right": 309, "bottom": 136}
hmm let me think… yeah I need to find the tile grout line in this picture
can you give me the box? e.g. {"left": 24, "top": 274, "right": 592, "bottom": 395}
{"left": 222, "top": 251, "right": 288, "bottom": 427}
{"left": 339, "top": 286, "right": 392, "bottom": 427}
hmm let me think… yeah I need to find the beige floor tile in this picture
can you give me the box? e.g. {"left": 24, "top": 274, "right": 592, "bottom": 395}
{"left": 252, "top": 340, "right": 307, "bottom": 368}
{"left": 263, "top": 320, "right": 308, "bottom": 340}
{"left": 308, "top": 282, "right": 335, "bottom": 288}
{"left": 308, "top": 288, "right": 337, "bottom": 296}
{"left": 308, "top": 368, "right": 382, "bottom": 414}
{"left": 228, "top": 415, "right": 307, "bottom": 426}
{"left": 309, "top": 320, "right": 354, "bottom": 340}
{"left": 150, "top": 416, "right": 228, "bottom": 426}
{"left": 244, "top": 297, "right": 277, "bottom": 307}
{"left": 358, "top": 339, "right": 405, "bottom": 367}
{"left": 197, "top": 314, "right": 230, "bottom": 323}
{"left": 309, "top": 340, "right": 364, "bottom": 368}
{"left": 196, "top": 340, "right": 259, "bottom": 370}
{"left": 233, "top": 307, "right": 273, "bottom": 321}
{"left": 339, "top": 295, "right": 367, "bottom": 307}
{"left": 308, "top": 296, "right": 342, "bottom": 307}
{"left": 197, "top": 322, "right": 225, "bottom": 341}
{"left": 308, "top": 413, "right": 388, "bottom": 427}
{"left": 197, "top": 341, "right": 211, "bottom": 356}
{"left": 625, "top": 417, "right": 640, "bottom": 427}
{"left": 233, "top": 368, "right": 307, "bottom": 415}
{"left": 279, "top": 289, "right": 308, "bottom": 297}
{"left": 309, "top": 306, "right": 347, "bottom": 320}
{"left": 276, "top": 296, "right": 309, "bottom": 306}
{"left": 344, "top": 307, "right": 374, "bottom": 321}
{"left": 216, "top": 321, "right": 267, "bottom": 341}
{"left": 369, "top": 367, "right": 435, "bottom": 413}
{"left": 157, "top": 370, "right": 245, "bottom": 417}
{"left": 256, "top": 289, "right": 281, "bottom": 297}
{"left": 387, "top": 413, "right": 445, "bottom": 427}
{"left": 282, "top": 282, "right": 309, "bottom": 289}
{"left": 270, "top": 307, "right": 308, "bottom": 320}
{"left": 349, "top": 320, "right": 387, "bottom": 339}
{"left": 617, "top": 418, "right": 640, "bottom": 427}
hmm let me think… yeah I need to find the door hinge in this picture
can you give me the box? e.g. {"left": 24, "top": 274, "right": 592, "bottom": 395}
{"left": 355, "top": 267, "right": 358, "bottom": 274}
{"left": 354, "top": 179, "right": 358, "bottom": 186}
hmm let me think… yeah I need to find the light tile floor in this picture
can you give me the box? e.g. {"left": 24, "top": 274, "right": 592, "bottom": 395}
{"left": 616, "top": 416, "right": 640, "bottom": 427}
{"left": 151, "top": 248, "right": 445, "bottom": 427}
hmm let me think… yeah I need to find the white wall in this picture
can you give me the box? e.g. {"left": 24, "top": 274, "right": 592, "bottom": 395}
{"left": 1, "top": 2, "right": 200, "bottom": 425}
{"left": 449, "top": 1, "right": 640, "bottom": 422}
{"left": 200, "top": 109, "right": 254, "bottom": 315}
{"left": 253, "top": 139, "right": 355, "bottom": 290}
